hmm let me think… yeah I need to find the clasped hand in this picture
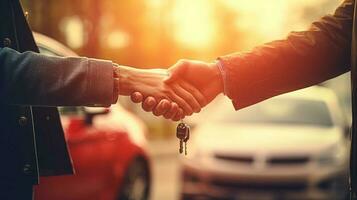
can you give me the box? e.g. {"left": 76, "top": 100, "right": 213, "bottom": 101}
{"left": 119, "top": 59, "right": 223, "bottom": 121}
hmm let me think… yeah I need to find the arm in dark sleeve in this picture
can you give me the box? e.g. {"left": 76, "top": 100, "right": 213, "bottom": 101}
{"left": 0, "top": 47, "right": 118, "bottom": 106}
{"left": 219, "top": 0, "right": 353, "bottom": 110}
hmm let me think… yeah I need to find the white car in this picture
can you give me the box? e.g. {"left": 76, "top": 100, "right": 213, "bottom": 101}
{"left": 180, "top": 86, "right": 350, "bottom": 200}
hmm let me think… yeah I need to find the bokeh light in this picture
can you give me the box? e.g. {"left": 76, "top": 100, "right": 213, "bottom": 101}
{"left": 171, "top": 0, "right": 218, "bottom": 49}
{"left": 60, "top": 16, "right": 85, "bottom": 49}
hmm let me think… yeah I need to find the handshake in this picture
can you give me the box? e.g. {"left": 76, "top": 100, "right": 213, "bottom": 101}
{"left": 116, "top": 59, "right": 224, "bottom": 121}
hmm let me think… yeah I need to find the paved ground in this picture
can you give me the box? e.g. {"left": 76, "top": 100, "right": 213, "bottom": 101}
{"left": 147, "top": 138, "right": 182, "bottom": 200}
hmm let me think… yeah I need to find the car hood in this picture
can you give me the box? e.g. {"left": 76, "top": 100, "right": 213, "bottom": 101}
{"left": 193, "top": 123, "right": 344, "bottom": 155}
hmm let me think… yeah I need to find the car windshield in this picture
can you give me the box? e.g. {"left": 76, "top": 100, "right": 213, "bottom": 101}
{"left": 216, "top": 98, "right": 333, "bottom": 127}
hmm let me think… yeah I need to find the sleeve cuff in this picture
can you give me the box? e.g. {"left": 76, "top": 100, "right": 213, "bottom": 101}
{"left": 215, "top": 59, "right": 228, "bottom": 95}
{"left": 217, "top": 57, "right": 240, "bottom": 110}
{"left": 86, "top": 58, "right": 118, "bottom": 107}
{"left": 219, "top": 52, "right": 271, "bottom": 111}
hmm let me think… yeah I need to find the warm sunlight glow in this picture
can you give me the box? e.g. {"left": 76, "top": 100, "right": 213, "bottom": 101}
{"left": 143, "top": 0, "right": 338, "bottom": 51}
{"left": 231, "top": 0, "right": 286, "bottom": 39}
{"left": 220, "top": 0, "right": 337, "bottom": 48}
{"left": 107, "top": 30, "right": 130, "bottom": 49}
{"left": 147, "top": 0, "right": 165, "bottom": 8}
{"left": 171, "top": 0, "right": 217, "bottom": 49}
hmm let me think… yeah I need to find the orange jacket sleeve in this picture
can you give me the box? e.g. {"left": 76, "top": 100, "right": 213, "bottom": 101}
{"left": 218, "top": 0, "right": 353, "bottom": 110}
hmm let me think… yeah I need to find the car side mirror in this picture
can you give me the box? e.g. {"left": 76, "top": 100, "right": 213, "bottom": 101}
{"left": 83, "top": 107, "right": 110, "bottom": 125}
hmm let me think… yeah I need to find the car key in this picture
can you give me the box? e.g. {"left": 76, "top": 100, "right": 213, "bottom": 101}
{"left": 176, "top": 121, "right": 190, "bottom": 155}
{"left": 176, "top": 122, "right": 186, "bottom": 154}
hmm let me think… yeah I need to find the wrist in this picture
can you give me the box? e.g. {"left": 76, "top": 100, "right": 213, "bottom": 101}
{"left": 114, "top": 65, "right": 168, "bottom": 96}
{"left": 114, "top": 65, "right": 136, "bottom": 96}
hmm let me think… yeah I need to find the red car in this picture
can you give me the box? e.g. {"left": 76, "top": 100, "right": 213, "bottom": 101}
{"left": 33, "top": 33, "right": 151, "bottom": 200}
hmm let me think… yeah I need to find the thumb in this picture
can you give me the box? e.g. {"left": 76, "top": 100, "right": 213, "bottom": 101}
{"left": 164, "top": 60, "right": 188, "bottom": 84}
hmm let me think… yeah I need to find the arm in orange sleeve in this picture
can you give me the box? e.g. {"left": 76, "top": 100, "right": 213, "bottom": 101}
{"left": 218, "top": 0, "right": 353, "bottom": 110}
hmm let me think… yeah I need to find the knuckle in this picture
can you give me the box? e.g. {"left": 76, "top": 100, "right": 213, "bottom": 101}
{"left": 143, "top": 106, "right": 151, "bottom": 112}
{"left": 173, "top": 103, "right": 179, "bottom": 109}
{"left": 144, "top": 98, "right": 153, "bottom": 105}
{"left": 160, "top": 103, "right": 168, "bottom": 110}
{"left": 171, "top": 106, "right": 178, "bottom": 113}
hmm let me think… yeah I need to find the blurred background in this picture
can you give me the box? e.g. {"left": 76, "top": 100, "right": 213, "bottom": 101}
{"left": 22, "top": 0, "right": 352, "bottom": 199}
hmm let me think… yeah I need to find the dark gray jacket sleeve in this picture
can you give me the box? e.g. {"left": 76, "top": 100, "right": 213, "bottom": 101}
{"left": 0, "top": 47, "right": 118, "bottom": 106}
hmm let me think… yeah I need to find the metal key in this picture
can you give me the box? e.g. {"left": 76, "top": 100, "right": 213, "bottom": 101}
{"left": 183, "top": 126, "right": 190, "bottom": 155}
{"left": 176, "top": 122, "right": 190, "bottom": 155}
{"left": 176, "top": 122, "right": 187, "bottom": 154}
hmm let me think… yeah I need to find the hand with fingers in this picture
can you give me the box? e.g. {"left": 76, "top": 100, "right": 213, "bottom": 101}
{"left": 115, "top": 65, "right": 206, "bottom": 121}
{"left": 130, "top": 59, "right": 224, "bottom": 120}
{"left": 131, "top": 93, "right": 184, "bottom": 121}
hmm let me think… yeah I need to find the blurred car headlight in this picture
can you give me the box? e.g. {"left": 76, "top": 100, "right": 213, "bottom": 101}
{"left": 317, "top": 143, "right": 347, "bottom": 166}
